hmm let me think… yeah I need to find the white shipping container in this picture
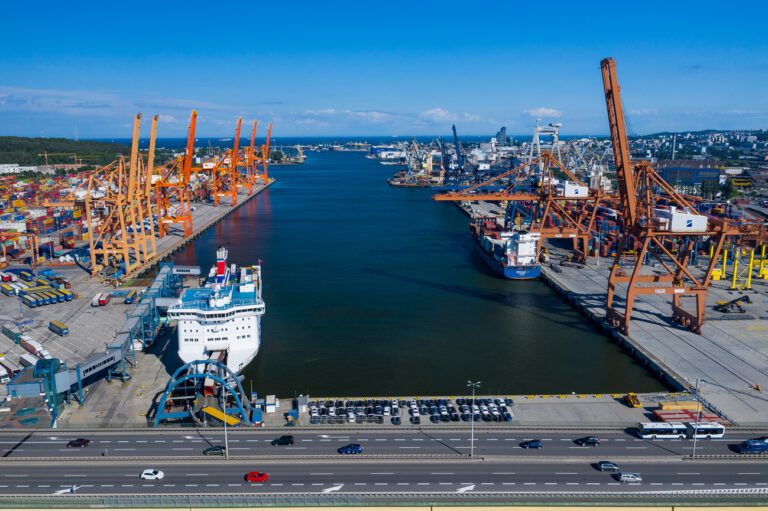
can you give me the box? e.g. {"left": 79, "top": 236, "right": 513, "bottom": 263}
{"left": 91, "top": 293, "right": 102, "bottom": 307}
{"left": 0, "top": 366, "right": 9, "bottom": 384}
{"left": 19, "top": 353, "right": 39, "bottom": 368}
{"left": 670, "top": 210, "right": 708, "bottom": 232}
{"left": 562, "top": 182, "right": 589, "bottom": 198}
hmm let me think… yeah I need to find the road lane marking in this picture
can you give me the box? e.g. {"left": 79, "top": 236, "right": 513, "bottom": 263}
{"left": 4, "top": 475, "right": 28, "bottom": 478}
{"left": 738, "top": 472, "right": 760, "bottom": 475}
{"left": 492, "top": 472, "right": 516, "bottom": 475}
{"left": 432, "top": 472, "right": 454, "bottom": 475}
{"left": 371, "top": 472, "right": 394, "bottom": 475}
{"left": 677, "top": 472, "right": 700, "bottom": 475}
{"left": 185, "top": 474, "right": 209, "bottom": 476}
{"left": 555, "top": 472, "right": 577, "bottom": 475}
{"left": 310, "top": 473, "right": 333, "bottom": 476}
{"left": 456, "top": 484, "right": 475, "bottom": 493}
{"left": 63, "top": 475, "right": 87, "bottom": 477}
{"left": 399, "top": 446, "right": 421, "bottom": 449}
{"left": 286, "top": 447, "right": 306, "bottom": 450}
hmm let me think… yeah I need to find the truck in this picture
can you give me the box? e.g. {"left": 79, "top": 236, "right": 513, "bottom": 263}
{"left": 20, "top": 335, "right": 51, "bottom": 359}
{"left": 0, "top": 356, "right": 20, "bottom": 376}
{"left": 124, "top": 289, "right": 137, "bottom": 304}
{"left": 91, "top": 293, "right": 102, "bottom": 307}
{"left": 49, "top": 320, "right": 69, "bottom": 337}
{"left": 1, "top": 324, "right": 22, "bottom": 344}
{"left": 99, "top": 293, "right": 111, "bottom": 306}
{"left": 0, "top": 366, "right": 9, "bottom": 384}
{"left": 19, "top": 353, "right": 39, "bottom": 368}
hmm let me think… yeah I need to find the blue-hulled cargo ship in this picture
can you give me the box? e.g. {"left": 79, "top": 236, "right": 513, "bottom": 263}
{"left": 470, "top": 218, "right": 541, "bottom": 280}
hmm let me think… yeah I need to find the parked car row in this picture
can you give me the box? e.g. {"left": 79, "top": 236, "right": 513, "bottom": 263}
{"left": 308, "top": 399, "right": 402, "bottom": 425}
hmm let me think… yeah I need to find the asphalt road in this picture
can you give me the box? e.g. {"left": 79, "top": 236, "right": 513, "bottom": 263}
{"left": 0, "top": 459, "right": 766, "bottom": 496}
{"left": 1, "top": 429, "right": 765, "bottom": 458}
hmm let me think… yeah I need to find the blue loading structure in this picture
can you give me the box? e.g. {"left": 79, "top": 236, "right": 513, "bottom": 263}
{"left": 6, "top": 263, "right": 182, "bottom": 427}
{"left": 153, "top": 359, "right": 257, "bottom": 427}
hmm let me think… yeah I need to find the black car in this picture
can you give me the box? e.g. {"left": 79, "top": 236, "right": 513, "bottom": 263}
{"left": 577, "top": 436, "right": 600, "bottom": 447}
{"left": 271, "top": 435, "right": 295, "bottom": 446}
{"left": 203, "top": 445, "right": 226, "bottom": 456}
{"left": 67, "top": 438, "right": 91, "bottom": 448}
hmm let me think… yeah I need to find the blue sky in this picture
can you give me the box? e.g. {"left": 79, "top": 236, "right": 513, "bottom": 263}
{"left": 1, "top": 0, "right": 766, "bottom": 138}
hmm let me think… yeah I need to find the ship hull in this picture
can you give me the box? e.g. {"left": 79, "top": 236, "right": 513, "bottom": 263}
{"left": 473, "top": 236, "right": 541, "bottom": 280}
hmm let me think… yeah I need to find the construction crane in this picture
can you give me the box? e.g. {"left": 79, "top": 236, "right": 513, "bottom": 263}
{"left": 600, "top": 57, "right": 738, "bottom": 334}
{"left": 211, "top": 118, "right": 242, "bottom": 206}
{"left": 155, "top": 111, "right": 197, "bottom": 237}
{"left": 433, "top": 152, "right": 605, "bottom": 263}
{"left": 256, "top": 122, "right": 272, "bottom": 184}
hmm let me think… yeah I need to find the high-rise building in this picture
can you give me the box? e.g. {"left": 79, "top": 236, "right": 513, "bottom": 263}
{"left": 495, "top": 126, "right": 508, "bottom": 145}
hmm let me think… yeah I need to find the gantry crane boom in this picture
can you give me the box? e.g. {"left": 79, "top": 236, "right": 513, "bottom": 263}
{"left": 601, "top": 58, "right": 637, "bottom": 228}
{"left": 155, "top": 110, "right": 196, "bottom": 237}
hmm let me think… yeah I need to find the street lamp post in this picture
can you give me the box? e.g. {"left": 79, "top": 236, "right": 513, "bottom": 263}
{"left": 467, "top": 380, "right": 481, "bottom": 458}
{"left": 691, "top": 377, "right": 701, "bottom": 458}
{"left": 223, "top": 381, "right": 230, "bottom": 461}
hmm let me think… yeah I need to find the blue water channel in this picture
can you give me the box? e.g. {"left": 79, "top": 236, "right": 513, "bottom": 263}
{"left": 173, "top": 151, "right": 666, "bottom": 397}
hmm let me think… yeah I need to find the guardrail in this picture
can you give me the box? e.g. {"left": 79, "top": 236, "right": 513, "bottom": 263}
{"left": 0, "top": 488, "right": 767, "bottom": 508}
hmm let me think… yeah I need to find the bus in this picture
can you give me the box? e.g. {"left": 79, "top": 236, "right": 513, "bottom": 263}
{"left": 637, "top": 422, "right": 687, "bottom": 439}
{"left": 685, "top": 422, "right": 725, "bottom": 439}
{"left": 49, "top": 320, "right": 69, "bottom": 337}
{"left": 201, "top": 406, "right": 240, "bottom": 427}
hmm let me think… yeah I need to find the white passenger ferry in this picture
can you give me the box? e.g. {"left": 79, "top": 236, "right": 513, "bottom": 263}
{"left": 168, "top": 247, "right": 265, "bottom": 373}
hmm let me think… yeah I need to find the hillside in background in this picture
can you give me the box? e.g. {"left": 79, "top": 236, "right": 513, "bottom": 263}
{"left": 0, "top": 137, "right": 130, "bottom": 166}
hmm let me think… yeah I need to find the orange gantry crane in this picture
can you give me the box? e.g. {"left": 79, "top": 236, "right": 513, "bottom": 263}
{"left": 155, "top": 110, "right": 197, "bottom": 237}
{"left": 240, "top": 120, "right": 273, "bottom": 192}
{"left": 211, "top": 117, "right": 242, "bottom": 206}
{"left": 85, "top": 113, "right": 157, "bottom": 280}
{"left": 599, "top": 57, "right": 758, "bottom": 334}
{"left": 0, "top": 231, "right": 40, "bottom": 268}
{"left": 433, "top": 152, "right": 605, "bottom": 263}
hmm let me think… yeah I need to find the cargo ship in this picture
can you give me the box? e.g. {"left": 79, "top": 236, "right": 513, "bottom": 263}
{"left": 470, "top": 218, "right": 541, "bottom": 279}
{"left": 168, "top": 247, "right": 265, "bottom": 373}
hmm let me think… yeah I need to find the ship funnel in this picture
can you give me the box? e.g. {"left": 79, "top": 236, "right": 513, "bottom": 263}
{"left": 216, "top": 246, "right": 228, "bottom": 276}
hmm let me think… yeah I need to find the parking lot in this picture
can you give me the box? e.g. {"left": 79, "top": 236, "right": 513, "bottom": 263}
{"left": 306, "top": 396, "right": 515, "bottom": 426}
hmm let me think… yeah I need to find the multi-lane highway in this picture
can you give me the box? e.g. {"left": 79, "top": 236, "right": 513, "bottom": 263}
{"left": 0, "top": 459, "right": 766, "bottom": 496}
{"left": 1, "top": 428, "right": 766, "bottom": 503}
{"left": 1, "top": 428, "right": 764, "bottom": 458}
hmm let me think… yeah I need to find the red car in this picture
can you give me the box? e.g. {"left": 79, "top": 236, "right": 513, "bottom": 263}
{"left": 245, "top": 472, "right": 269, "bottom": 483}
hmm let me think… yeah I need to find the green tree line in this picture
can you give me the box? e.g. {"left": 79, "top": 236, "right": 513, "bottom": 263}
{"left": 0, "top": 137, "right": 130, "bottom": 166}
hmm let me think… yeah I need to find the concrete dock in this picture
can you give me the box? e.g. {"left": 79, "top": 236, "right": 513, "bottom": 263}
{"left": 541, "top": 247, "right": 768, "bottom": 427}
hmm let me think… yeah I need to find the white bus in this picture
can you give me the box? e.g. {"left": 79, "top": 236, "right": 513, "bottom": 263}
{"left": 685, "top": 422, "right": 725, "bottom": 439}
{"left": 637, "top": 422, "right": 687, "bottom": 439}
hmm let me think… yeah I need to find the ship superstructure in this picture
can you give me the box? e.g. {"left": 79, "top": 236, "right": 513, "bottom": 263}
{"left": 168, "top": 247, "right": 265, "bottom": 373}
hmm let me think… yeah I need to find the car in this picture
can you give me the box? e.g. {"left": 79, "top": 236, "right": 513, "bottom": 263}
{"left": 67, "top": 438, "right": 91, "bottom": 448}
{"left": 617, "top": 472, "right": 642, "bottom": 483}
{"left": 577, "top": 436, "right": 601, "bottom": 447}
{"left": 596, "top": 461, "right": 620, "bottom": 472}
{"left": 737, "top": 439, "right": 768, "bottom": 454}
{"left": 520, "top": 440, "right": 543, "bottom": 449}
{"left": 245, "top": 471, "right": 269, "bottom": 483}
{"left": 271, "top": 435, "right": 295, "bottom": 446}
{"left": 203, "top": 445, "right": 226, "bottom": 456}
{"left": 338, "top": 443, "right": 363, "bottom": 454}
{"left": 140, "top": 469, "right": 164, "bottom": 480}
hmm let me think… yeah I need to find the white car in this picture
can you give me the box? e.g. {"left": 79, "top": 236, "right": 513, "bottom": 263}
{"left": 140, "top": 469, "right": 164, "bottom": 480}
{"left": 617, "top": 472, "right": 642, "bottom": 483}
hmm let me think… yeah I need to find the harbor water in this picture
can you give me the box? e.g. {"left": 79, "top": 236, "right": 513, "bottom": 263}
{"left": 173, "top": 151, "right": 666, "bottom": 397}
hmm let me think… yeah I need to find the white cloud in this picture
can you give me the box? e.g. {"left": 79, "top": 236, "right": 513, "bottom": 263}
{"left": 629, "top": 108, "right": 658, "bottom": 116}
{"left": 524, "top": 107, "right": 562, "bottom": 118}
{"left": 419, "top": 107, "right": 459, "bottom": 123}
{"left": 462, "top": 112, "right": 481, "bottom": 122}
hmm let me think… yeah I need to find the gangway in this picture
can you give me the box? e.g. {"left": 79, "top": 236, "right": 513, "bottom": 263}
{"left": 201, "top": 405, "right": 241, "bottom": 426}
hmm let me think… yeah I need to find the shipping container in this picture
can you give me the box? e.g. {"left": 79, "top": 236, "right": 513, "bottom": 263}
{"left": 1, "top": 283, "right": 14, "bottom": 296}
{"left": 19, "top": 271, "right": 34, "bottom": 282}
{"left": 91, "top": 293, "right": 102, "bottom": 307}
{"left": 60, "top": 289, "right": 73, "bottom": 301}
{"left": 99, "top": 293, "right": 111, "bottom": 306}
{"left": 0, "top": 355, "right": 20, "bottom": 375}
{"left": 50, "top": 290, "right": 65, "bottom": 303}
{"left": 35, "top": 293, "right": 51, "bottom": 306}
{"left": 0, "top": 366, "right": 9, "bottom": 384}
{"left": 19, "top": 285, "right": 52, "bottom": 296}
{"left": 49, "top": 320, "right": 69, "bottom": 337}
{"left": 124, "top": 290, "right": 137, "bottom": 304}
{"left": 19, "top": 353, "right": 39, "bottom": 368}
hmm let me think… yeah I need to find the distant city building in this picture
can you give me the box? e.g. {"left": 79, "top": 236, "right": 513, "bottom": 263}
{"left": 495, "top": 126, "right": 508, "bottom": 146}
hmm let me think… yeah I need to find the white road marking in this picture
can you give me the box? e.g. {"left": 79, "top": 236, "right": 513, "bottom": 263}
{"left": 321, "top": 484, "right": 344, "bottom": 493}
{"left": 492, "top": 472, "right": 516, "bottom": 475}
{"left": 456, "top": 484, "right": 475, "bottom": 493}
{"left": 555, "top": 472, "right": 577, "bottom": 475}
{"left": 310, "top": 473, "right": 333, "bottom": 475}
{"left": 371, "top": 472, "right": 394, "bottom": 475}
{"left": 677, "top": 472, "right": 700, "bottom": 475}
